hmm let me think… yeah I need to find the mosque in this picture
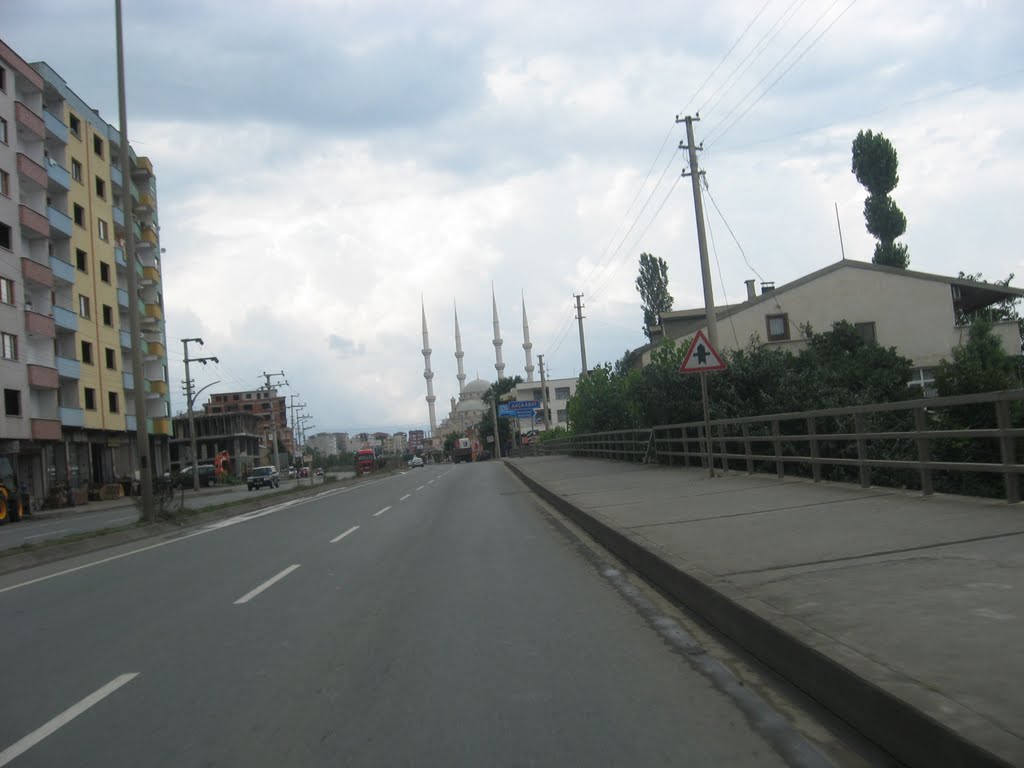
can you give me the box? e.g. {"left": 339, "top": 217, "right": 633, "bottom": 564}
{"left": 421, "top": 288, "right": 535, "bottom": 439}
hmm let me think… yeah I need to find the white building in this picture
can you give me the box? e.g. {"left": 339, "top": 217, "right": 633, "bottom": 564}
{"left": 513, "top": 376, "right": 579, "bottom": 430}
{"left": 307, "top": 432, "right": 338, "bottom": 456}
{"left": 631, "top": 260, "right": 1024, "bottom": 395}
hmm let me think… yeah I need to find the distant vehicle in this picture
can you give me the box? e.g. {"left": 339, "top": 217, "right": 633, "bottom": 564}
{"left": 408, "top": 456, "right": 424, "bottom": 469}
{"left": 451, "top": 437, "right": 473, "bottom": 464}
{"left": 315, "top": 468, "right": 324, "bottom": 477}
{"left": 176, "top": 464, "right": 218, "bottom": 488}
{"left": 288, "top": 467, "right": 297, "bottom": 479}
{"left": 298, "top": 467, "right": 310, "bottom": 478}
{"left": 248, "top": 466, "right": 280, "bottom": 491}
{"left": 355, "top": 449, "right": 376, "bottom": 476}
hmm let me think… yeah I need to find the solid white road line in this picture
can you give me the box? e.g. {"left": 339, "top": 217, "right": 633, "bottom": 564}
{"left": 427, "top": 479, "right": 435, "bottom": 485}
{"left": 416, "top": 485, "right": 425, "bottom": 491}
{"left": 399, "top": 494, "right": 411, "bottom": 502}
{"left": 330, "top": 525, "right": 360, "bottom": 543}
{"left": 372, "top": 506, "right": 391, "bottom": 517}
{"left": 0, "top": 673, "right": 139, "bottom": 767}
{"left": 234, "top": 564, "right": 301, "bottom": 605}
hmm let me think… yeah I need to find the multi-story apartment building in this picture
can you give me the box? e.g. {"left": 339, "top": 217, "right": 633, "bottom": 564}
{"left": 514, "top": 376, "right": 579, "bottom": 430}
{"left": 0, "top": 40, "right": 171, "bottom": 506}
{"left": 306, "top": 432, "right": 339, "bottom": 457}
{"left": 202, "top": 388, "right": 294, "bottom": 461}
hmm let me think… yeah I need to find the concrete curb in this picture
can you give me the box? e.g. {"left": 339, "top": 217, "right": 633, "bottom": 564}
{"left": 504, "top": 459, "right": 1013, "bottom": 768}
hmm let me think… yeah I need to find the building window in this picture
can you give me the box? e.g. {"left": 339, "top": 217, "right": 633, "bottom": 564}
{"left": 78, "top": 294, "right": 91, "bottom": 319}
{"left": 73, "top": 203, "right": 85, "bottom": 227}
{"left": 95, "top": 176, "right": 106, "bottom": 199}
{"left": 0, "top": 117, "right": 7, "bottom": 144}
{"left": 1, "top": 332, "right": 17, "bottom": 360}
{"left": 0, "top": 223, "right": 9, "bottom": 250}
{"left": 244, "top": 404, "right": 253, "bottom": 411}
{"left": 556, "top": 408, "right": 568, "bottom": 424}
{"left": 81, "top": 340, "right": 93, "bottom": 364}
{"left": 71, "top": 158, "right": 82, "bottom": 182}
{"left": 854, "top": 322, "right": 876, "bottom": 345}
{"left": 84, "top": 387, "right": 96, "bottom": 410}
{"left": 0, "top": 66, "right": 5, "bottom": 92}
{"left": 93, "top": 135, "right": 104, "bottom": 158}
{"left": 554, "top": 387, "right": 571, "bottom": 400}
{"left": 99, "top": 261, "right": 111, "bottom": 283}
{"left": 766, "top": 314, "right": 790, "bottom": 341}
{"left": 0, "top": 169, "right": 9, "bottom": 197}
{"left": 233, "top": 394, "right": 239, "bottom": 401}
{"left": 105, "top": 347, "right": 116, "bottom": 370}
{"left": 909, "top": 368, "right": 938, "bottom": 398}
{"left": 76, "top": 249, "right": 88, "bottom": 272}
{"left": 69, "top": 113, "right": 81, "bottom": 138}
{"left": 108, "top": 391, "right": 119, "bottom": 413}
{"left": 4, "top": 389, "right": 21, "bottom": 416}
{"left": 0, "top": 277, "right": 13, "bottom": 305}
{"left": 102, "top": 304, "right": 113, "bottom": 326}
{"left": 97, "top": 219, "right": 108, "bottom": 241}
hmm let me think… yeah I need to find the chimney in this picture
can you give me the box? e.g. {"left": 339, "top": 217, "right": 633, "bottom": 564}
{"left": 760, "top": 281, "right": 775, "bottom": 294}
{"left": 744, "top": 279, "right": 756, "bottom": 300}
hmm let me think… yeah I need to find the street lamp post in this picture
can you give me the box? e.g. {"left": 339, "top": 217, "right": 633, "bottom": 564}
{"left": 182, "top": 337, "right": 218, "bottom": 491}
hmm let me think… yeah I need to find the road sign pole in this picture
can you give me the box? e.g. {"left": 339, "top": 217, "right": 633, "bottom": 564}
{"left": 700, "top": 371, "right": 714, "bottom": 478}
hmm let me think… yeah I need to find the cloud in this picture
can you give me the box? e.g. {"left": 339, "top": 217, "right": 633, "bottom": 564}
{"left": 328, "top": 334, "right": 366, "bottom": 358}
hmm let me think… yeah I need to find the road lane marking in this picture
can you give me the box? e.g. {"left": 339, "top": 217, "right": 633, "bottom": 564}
{"left": 330, "top": 525, "right": 360, "bottom": 543}
{"left": 416, "top": 485, "right": 425, "bottom": 491}
{"left": 427, "top": 480, "right": 435, "bottom": 485}
{"left": 0, "top": 673, "right": 139, "bottom": 767}
{"left": 22, "top": 528, "right": 72, "bottom": 541}
{"left": 373, "top": 506, "right": 391, "bottom": 517}
{"left": 234, "top": 564, "right": 301, "bottom": 605}
{"left": 399, "top": 494, "right": 411, "bottom": 502}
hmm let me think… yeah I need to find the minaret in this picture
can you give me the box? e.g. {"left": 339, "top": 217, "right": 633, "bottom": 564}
{"left": 492, "top": 285, "right": 505, "bottom": 378}
{"left": 522, "top": 292, "right": 535, "bottom": 382}
{"left": 454, "top": 301, "right": 467, "bottom": 394}
{"left": 421, "top": 299, "right": 437, "bottom": 434}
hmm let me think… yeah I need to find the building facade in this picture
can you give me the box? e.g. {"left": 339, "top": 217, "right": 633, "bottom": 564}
{"left": 306, "top": 432, "right": 338, "bottom": 456}
{"left": 201, "top": 388, "right": 294, "bottom": 463}
{"left": 0, "top": 41, "right": 171, "bottom": 507}
{"left": 514, "top": 376, "right": 578, "bottom": 430}
{"left": 169, "top": 411, "right": 262, "bottom": 476}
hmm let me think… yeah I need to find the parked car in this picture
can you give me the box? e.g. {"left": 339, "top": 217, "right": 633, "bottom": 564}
{"left": 408, "top": 456, "right": 424, "bottom": 469}
{"left": 298, "top": 467, "right": 310, "bottom": 478}
{"left": 287, "top": 467, "right": 297, "bottom": 479}
{"left": 315, "top": 468, "right": 324, "bottom": 477}
{"left": 248, "top": 466, "right": 280, "bottom": 491}
{"left": 176, "top": 464, "right": 218, "bottom": 488}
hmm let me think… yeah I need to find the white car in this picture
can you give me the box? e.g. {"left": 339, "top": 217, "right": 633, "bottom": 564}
{"left": 408, "top": 456, "right": 424, "bottom": 468}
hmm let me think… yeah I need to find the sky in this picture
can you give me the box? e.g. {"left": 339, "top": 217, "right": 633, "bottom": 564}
{"left": 6, "top": 0, "right": 1024, "bottom": 435}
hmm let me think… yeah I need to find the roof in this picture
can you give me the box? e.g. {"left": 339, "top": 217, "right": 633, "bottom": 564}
{"left": 463, "top": 378, "right": 491, "bottom": 394}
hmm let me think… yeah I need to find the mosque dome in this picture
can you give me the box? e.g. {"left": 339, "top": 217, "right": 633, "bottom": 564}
{"left": 463, "top": 378, "right": 491, "bottom": 395}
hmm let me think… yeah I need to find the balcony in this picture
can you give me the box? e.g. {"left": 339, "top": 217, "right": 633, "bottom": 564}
{"left": 24, "top": 310, "right": 56, "bottom": 338}
{"left": 126, "top": 414, "right": 137, "bottom": 431}
{"left": 16, "top": 153, "right": 47, "bottom": 189}
{"left": 111, "top": 164, "right": 123, "bottom": 189}
{"left": 42, "top": 108, "right": 68, "bottom": 143}
{"left": 148, "top": 379, "right": 168, "bottom": 396}
{"left": 113, "top": 205, "right": 125, "bottom": 228}
{"left": 59, "top": 407, "right": 85, "bottom": 428}
{"left": 140, "top": 226, "right": 158, "bottom": 248}
{"left": 47, "top": 157, "right": 71, "bottom": 191}
{"left": 55, "top": 355, "right": 81, "bottom": 379}
{"left": 142, "top": 266, "right": 160, "bottom": 284}
{"left": 147, "top": 340, "right": 166, "bottom": 358}
{"left": 145, "top": 303, "right": 164, "bottom": 321}
{"left": 19, "top": 204, "right": 50, "bottom": 239}
{"left": 134, "top": 156, "right": 154, "bottom": 177}
{"left": 27, "top": 364, "right": 59, "bottom": 389}
{"left": 151, "top": 417, "right": 172, "bottom": 436}
{"left": 123, "top": 371, "right": 135, "bottom": 390}
{"left": 115, "top": 246, "right": 127, "bottom": 268}
{"left": 47, "top": 206, "right": 73, "bottom": 238}
{"left": 135, "top": 192, "right": 155, "bottom": 212}
{"left": 21, "top": 256, "right": 54, "bottom": 288}
{"left": 53, "top": 305, "right": 78, "bottom": 332}
{"left": 31, "top": 419, "right": 63, "bottom": 441}
{"left": 118, "top": 288, "right": 129, "bottom": 308}
{"left": 15, "top": 102, "right": 45, "bottom": 140}
{"left": 49, "top": 255, "right": 75, "bottom": 284}
{"left": 120, "top": 329, "right": 132, "bottom": 349}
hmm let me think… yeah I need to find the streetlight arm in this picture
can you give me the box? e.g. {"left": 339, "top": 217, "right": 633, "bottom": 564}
{"left": 189, "top": 380, "right": 221, "bottom": 410}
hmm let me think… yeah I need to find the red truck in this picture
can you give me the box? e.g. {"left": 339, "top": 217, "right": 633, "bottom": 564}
{"left": 355, "top": 449, "right": 377, "bottom": 476}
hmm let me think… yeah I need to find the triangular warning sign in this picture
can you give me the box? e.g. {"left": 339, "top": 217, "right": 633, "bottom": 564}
{"left": 678, "top": 329, "right": 727, "bottom": 373}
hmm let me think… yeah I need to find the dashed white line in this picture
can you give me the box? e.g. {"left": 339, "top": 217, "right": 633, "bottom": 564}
{"left": 373, "top": 506, "right": 391, "bottom": 517}
{"left": 330, "top": 525, "right": 360, "bottom": 543}
{"left": 234, "top": 564, "right": 301, "bottom": 605}
{"left": 0, "top": 673, "right": 139, "bottom": 767}
{"left": 399, "top": 494, "right": 411, "bottom": 502}
{"left": 416, "top": 485, "right": 425, "bottom": 491}
{"left": 427, "top": 480, "right": 435, "bottom": 485}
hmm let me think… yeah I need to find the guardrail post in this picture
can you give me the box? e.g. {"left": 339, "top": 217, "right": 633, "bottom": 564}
{"left": 914, "top": 406, "right": 933, "bottom": 496}
{"left": 808, "top": 417, "right": 821, "bottom": 483}
{"left": 741, "top": 423, "right": 753, "bottom": 474}
{"left": 996, "top": 399, "right": 1020, "bottom": 503}
{"left": 854, "top": 413, "right": 870, "bottom": 488}
{"left": 771, "top": 420, "right": 784, "bottom": 479}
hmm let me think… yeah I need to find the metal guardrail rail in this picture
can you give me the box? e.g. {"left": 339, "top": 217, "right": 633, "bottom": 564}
{"left": 535, "top": 389, "right": 1024, "bottom": 503}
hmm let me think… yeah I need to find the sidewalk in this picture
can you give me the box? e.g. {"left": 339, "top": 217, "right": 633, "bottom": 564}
{"left": 506, "top": 456, "right": 1023, "bottom": 768}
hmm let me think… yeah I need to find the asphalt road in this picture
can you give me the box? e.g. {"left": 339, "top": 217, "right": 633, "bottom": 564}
{"left": 0, "top": 463, "right": 831, "bottom": 767}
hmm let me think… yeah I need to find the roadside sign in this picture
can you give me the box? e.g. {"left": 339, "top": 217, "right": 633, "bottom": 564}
{"left": 678, "top": 329, "right": 727, "bottom": 373}
{"left": 499, "top": 399, "right": 541, "bottom": 417}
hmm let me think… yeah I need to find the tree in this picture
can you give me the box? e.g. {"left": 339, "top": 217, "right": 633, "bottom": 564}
{"left": 635, "top": 252, "right": 674, "bottom": 340}
{"left": 477, "top": 376, "right": 523, "bottom": 451}
{"left": 851, "top": 130, "right": 909, "bottom": 268}
{"left": 935, "top": 316, "right": 1020, "bottom": 397}
{"left": 442, "top": 431, "right": 463, "bottom": 455}
{"left": 566, "top": 364, "right": 633, "bottom": 433}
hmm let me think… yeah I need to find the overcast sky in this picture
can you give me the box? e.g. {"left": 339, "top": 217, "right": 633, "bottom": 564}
{"left": 6, "top": 0, "right": 1024, "bottom": 435}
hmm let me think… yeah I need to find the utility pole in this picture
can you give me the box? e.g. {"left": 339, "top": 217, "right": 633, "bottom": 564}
{"left": 289, "top": 394, "right": 305, "bottom": 468}
{"left": 677, "top": 114, "right": 719, "bottom": 350}
{"left": 490, "top": 398, "right": 502, "bottom": 460}
{"left": 115, "top": 0, "right": 153, "bottom": 521}
{"left": 574, "top": 294, "right": 588, "bottom": 376}
{"left": 538, "top": 354, "right": 550, "bottom": 431}
{"left": 182, "top": 338, "right": 218, "bottom": 491}
{"left": 260, "top": 371, "right": 287, "bottom": 468}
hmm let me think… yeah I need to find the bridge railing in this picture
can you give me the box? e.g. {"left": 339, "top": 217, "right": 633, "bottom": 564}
{"left": 534, "top": 389, "right": 1024, "bottom": 502}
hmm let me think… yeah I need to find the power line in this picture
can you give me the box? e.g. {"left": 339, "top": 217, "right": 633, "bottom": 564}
{"left": 703, "top": 183, "right": 742, "bottom": 349}
{"left": 702, "top": 180, "right": 765, "bottom": 283}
